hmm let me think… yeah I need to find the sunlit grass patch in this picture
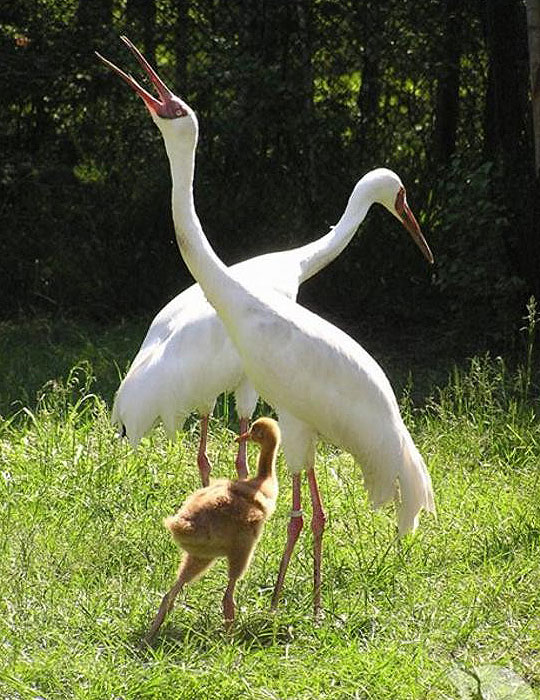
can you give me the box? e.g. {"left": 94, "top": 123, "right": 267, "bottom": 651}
{"left": 1, "top": 325, "right": 539, "bottom": 698}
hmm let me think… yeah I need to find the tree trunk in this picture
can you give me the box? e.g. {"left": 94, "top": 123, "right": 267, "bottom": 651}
{"left": 433, "top": 0, "right": 462, "bottom": 165}
{"left": 484, "top": 0, "right": 530, "bottom": 167}
{"left": 484, "top": 0, "right": 540, "bottom": 297}
{"left": 525, "top": 0, "right": 540, "bottom": 176}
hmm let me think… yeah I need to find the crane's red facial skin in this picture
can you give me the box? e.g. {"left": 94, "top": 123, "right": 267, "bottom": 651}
{"left": 96, "top": 36, "right": 188, "bottom": 120}
{"left": 395, "top": 187, "right": 434, "bottom": 264}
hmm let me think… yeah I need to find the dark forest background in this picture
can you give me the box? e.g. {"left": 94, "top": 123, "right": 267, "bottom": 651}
{"left": 1, "top": 0, "right": 539, "bottom": 355}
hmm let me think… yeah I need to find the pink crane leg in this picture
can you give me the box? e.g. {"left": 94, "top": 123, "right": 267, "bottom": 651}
{"left": 307, "top": 468, "right": 326, "bottom": 618}
{"left": 235, "top": 417, "right": 249, "bottom": 479}
{"left": 271, "top": 473, "right": 303, "bottom": 610}
{"left": 197, "top": 414, "right": 211, "bottom": 486}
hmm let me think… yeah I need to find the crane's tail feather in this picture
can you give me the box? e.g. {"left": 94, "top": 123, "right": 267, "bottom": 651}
{"left": 396, "top": 434, "right": 435, "bottom": 535}
{"left": 110, "top": 396, "right": 120, "bottom": 427}
{"left": 359, "top": 430, "right": 435, "bottom": 536}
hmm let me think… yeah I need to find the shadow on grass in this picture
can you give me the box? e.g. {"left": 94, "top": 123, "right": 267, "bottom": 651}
{"left": 130, "top": 605, "right": 382, "bottom": 661}
{"left": 233, "top": 612, "right": 296, "bottom": 647}
{"left": 128, "top": 625, "right": 219, "bottom": 660}
{"left": 127, "top": 607, "right": 308, "bottom": 659}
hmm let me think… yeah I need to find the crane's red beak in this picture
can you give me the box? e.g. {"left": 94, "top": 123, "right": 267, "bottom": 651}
{"left": 96, "top": 36, "right": 188, "bottom": 119}
{"left": 395, "top": 187, "right": 434, "bottom": 264}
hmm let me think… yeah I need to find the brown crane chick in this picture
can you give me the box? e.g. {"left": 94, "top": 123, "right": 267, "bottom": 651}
{"left": 145, "top": 417, "right": 280, "bottom": 642}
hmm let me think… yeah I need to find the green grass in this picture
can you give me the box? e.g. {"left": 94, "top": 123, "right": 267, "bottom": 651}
{"left": 1, "top": 319, "right": 539, "bottom": 699}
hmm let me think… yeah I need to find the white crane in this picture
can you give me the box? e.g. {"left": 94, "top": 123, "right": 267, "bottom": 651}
{"left": 104, "top": 40, "right": 434, "bottom": 487}
{"left": 98, "top": 38, "right": 435, "bottom": 615}
{"left": 111, "top": 173, "right": 432, "bottom": 487}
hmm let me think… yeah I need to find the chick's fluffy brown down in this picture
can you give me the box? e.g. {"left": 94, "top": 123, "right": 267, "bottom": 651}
{"left": 165, "top": 477, "right": 275, "bottom": 567}
{"left": 144, "top": 417, "right": 281, "bottom": 642}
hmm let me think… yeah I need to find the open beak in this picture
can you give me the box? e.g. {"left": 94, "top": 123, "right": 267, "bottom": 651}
{"left": 95, "top": 36, "right": 188, "bottom": 119}
{"left": 395, "top": 188, "right": 434, "bottom": 264}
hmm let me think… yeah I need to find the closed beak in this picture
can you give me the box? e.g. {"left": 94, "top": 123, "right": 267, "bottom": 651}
{"left": 401, "top": 200, "right": 434, "bottom": 264}
{"left": 235, "top": 430, "right": 251, "bottom": 443}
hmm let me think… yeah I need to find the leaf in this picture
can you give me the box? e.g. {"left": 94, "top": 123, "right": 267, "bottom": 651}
{"left": 448, "top": 664, "right": 535, "bottom": 700}
{"left": 474, "top": 664, "right": 536, "bottom": 700}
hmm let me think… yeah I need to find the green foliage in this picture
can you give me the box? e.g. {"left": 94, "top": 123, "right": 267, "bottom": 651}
{"left": 1, "top": 0, "right": 536, "bottom": 339}
{"left": 426, "top": 157, "right": 527, "bottom": 337}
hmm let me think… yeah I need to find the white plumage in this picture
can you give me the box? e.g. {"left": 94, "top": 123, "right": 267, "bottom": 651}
{"left": 112, "top": 173, "right": 421, "bottom": 447}
{"left": 98, "top": 37, "right": 436, "bottom": 615}
{"left": 107, "top": 45, "right": 433, "bottom": 488}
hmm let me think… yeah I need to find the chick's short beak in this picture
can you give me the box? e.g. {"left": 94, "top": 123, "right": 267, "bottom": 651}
{"left": 235, "top": 430, "right": 252, "bottom": 443}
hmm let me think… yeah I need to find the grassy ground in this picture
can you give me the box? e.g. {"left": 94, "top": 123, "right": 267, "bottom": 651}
{"left": 1, "top": 318, "right": 539, "bottom": 698}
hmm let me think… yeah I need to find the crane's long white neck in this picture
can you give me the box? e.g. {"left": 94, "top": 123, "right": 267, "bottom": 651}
{"left": 159, "top": 121, "right": 239, "bottom": 314}
{"left": 294, "top": 181, "right": 373, "bottom": 283}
